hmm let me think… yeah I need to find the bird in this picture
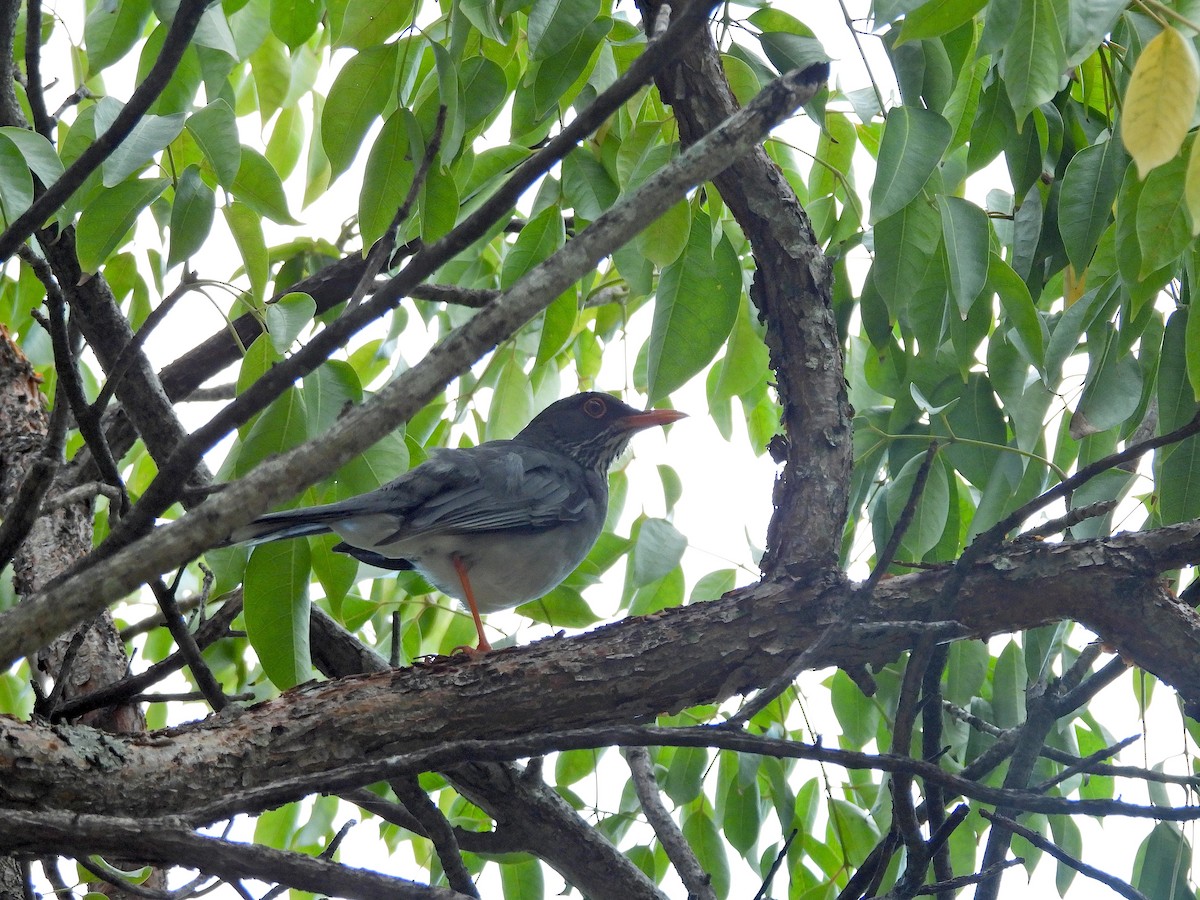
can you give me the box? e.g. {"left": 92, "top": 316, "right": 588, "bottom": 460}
{"left": 225, "top": 392, "right": 686, "bottom": 651}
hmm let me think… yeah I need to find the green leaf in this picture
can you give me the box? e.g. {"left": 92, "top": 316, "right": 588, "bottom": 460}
{"left": 636, "top": 199, "right": 691, "bottom": 268}
{"left": 535, "top": 289, "right": 578, "bottom": 366}
{"left": 1058, "top": 137, "right": 1128, "bottom": 269}
{"left": 555, "top": 748, "right": 600, "bottom": 786}
{"left": 329, "top": 0, "right": 414, "bottom": 48}
{"left": 1132, "top": 824, "right": 1193, "bottom": 900}
{"left": 428, "top": 41, "right": 464, "bottom": 163}
{"left": 266, "top": 292, "right": 316, "bottom": 353}
{"left": 0, "top": 128, "right": 64, "bottom": 190}
{"left": 531, "top": 16, "right": 610, "bottom": 116}
{"left": 322, "top": 44, "right": 399, "bottom": 179}
{"left": 271, "top": 0, "right": 321, "bottom": 49}
{"left": 93, "top": 100, "right": 185, "bottom": 187}
{"left": 827, "top": 799, "right": 880, "bottom": 865}
{"left": 516, "top": 586, "right": 602, "bottom": 628}
{"left": 662, "top": 746, "right": 707, "bottom": 805}
{"left": 265, "top": 110, "right": 305, "bottom": 185}
{"left": 937, "top": 195, "right": 990, "bottom": 316}
{"left": 897, "top": 0, "right": 987, "bottom": 44}
{"left": 244, "top": 540, "right": 312, "bottom": 690}
{"left": 223, "top": 202, "right": 269, "bottom": 303}
{"left": 231, "top": 146, "right": 298, "bottom": 224}
{"left": 681, "top": 806, "right": 729, "bottom": 898}
{"left": 936, "top": 373, "right": 1008, "bottom": 489}
{"left": 1135, "top": 152, "right": 1191, "bottom": 278}
{"left": 1157, "top": 310, "right": 1200, "bottom": 524}
{"left": 420, "top": 166, "right": 459, "bottom": 243}
{"left": 1064, "top": 0, "right": 1127, "bottom": 68}
{"left": 561, "top": 150, "right": 618, "bottom": 221}
{"left": 235, "top": 386, "right": 309, "bottom": 476}
{"left": 646, "top": 213, "right": 743, "bottom": 402}
{"left": 946, "top": 639, "right": 989, "bottom": 705}
{"left": 185, "top": 100, "right": 241, "bottom": 187}
{"left": 1000, "top": 0, "right": 1067, "bottom": 121}
{"left": 717, "top": 756, "right": 761, "bottom": 854}
{"left": 830, "top": 669, "right": 879, "bottom": 748}
{"left": 714, "top": 299, "right": 770, "bottom": 401}
{"left": 968, "top": 78, "right": 1016, "bottom": 172}
{"left": 76, "top": 177, "right": 169, "bottom": 273}
{"left": 870, "top": 106, "right": 951, "bottom": 223}
{"left": 631, "top": 518, "right": 687, "bottom": 588}
{"left": 302, "top": 361, "right": 363, "bottom": 439}
{"left": 486, "top": 358, "right": 535, "bottom": 441}
{"left": 334, "top": 430, "right": 408, "bottom": 497}
{"left": 167, "top": 165, "right": 215, "bottom": 269}
{"left": 986, "top": 252, "right": 1044, "bottom": 371}
{"left": 1073, "top": 334, "right": 1143, "bottom": 437}
{"left": 528, "top": 0, "right": 600, "bottom": 60}
{"left": 872, "top": 194, "right": 942, "bottom": 315}
{"left": 501, "top": 205, "right": 565, "bottom": 288}
{"left": 885, "top": 450, "right": 950, "bottom": 559}
{"left": 758, "top": 31, "right": 831, "bottom": 75}
{"left": 137, "top": 26, "right": 202, "bottom": 116}
{"left": 0, "top": 134, "right": 33, "bottom": 228}
{"left": 991, "top": 639, "right": 1026, "bottom": 728}
{"left": 460, "top": 61, "right": 508, "bottom": 139}
{"left": 500, "top": 855, "right": 544, "bottom": 899}
{"left": 85, "top": 0, "right": 152, "bottom": 74}
{"left": 359, "top": 110, "right": 415, "bottom": 248}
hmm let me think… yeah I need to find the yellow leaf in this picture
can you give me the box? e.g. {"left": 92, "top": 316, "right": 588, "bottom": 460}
{"left": 1122, "top": 26, "right": 1200, "bottom": 179}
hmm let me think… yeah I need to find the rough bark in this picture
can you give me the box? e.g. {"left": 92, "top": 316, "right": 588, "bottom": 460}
{"left": 636, "top": 0, "right": 852, "bottom": 574}
{"left": 2, "top": 523, "right": 1198, "bottom": 826}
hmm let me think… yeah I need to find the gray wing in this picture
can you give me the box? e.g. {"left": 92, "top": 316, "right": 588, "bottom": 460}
{"left": 227, "top": 442, "right": 599, "bottom": 551}
{"left": 366, "top": 442, "right": 599, "bottom": 540}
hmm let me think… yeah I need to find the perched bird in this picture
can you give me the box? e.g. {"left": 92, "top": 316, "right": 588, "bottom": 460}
{"left": 226, "top": 392, "right": 685, "bottom": 651}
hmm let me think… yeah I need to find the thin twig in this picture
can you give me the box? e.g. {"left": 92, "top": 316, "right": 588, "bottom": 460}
{"left": 624, "top": 746, "right": 716, "bottom": 900}
{"left": 1034, "top": 734, "right": 1140, "bottom": 793}
{"left": 37, "top": 627, "right": 87, "bottom": 719}
{"left": 391, "top": 777, "right": 479, "bottom": 898}
{"left": 149, "top": 574, "right": 229, "bottom": 712}
{"left": 51, "top": 596, "right": 242, "bottom": 721}
{"left": 752, "top": 829, "right": 796, "bottom": 900}
{"left": 865, "top": 441, "right": 939, "bottom": 592}
{"left": 345, "top": 105, "right": 446, "bottom": 311}
{"left": 980, "top": 810, "right": 1150, "bottom": 900}
{"left": 92, "top": 273, "right": 198, "bottom": 415}
{"left": 1022, "top": 499, "right": 1119, "bottom": 539}
{"left": 23, "top": 0, "right": 53, "bottom": 138}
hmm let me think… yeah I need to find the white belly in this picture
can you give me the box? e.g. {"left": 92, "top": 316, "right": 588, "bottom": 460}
{"left": 334, "top": 519, "right": 601, "bottom": 613}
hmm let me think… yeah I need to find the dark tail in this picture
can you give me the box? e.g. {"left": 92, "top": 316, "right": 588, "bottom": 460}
{"left": 222, "top": 508, "right": 340, "bottom": 546}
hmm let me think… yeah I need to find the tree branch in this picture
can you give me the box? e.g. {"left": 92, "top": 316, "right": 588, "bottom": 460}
{"left": 0, "top": 809, "right": 472, "bottom": 900}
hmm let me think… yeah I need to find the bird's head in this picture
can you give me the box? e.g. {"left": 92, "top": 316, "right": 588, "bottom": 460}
{"left": 517, "top": 392, "right": 686, "bottom": 470}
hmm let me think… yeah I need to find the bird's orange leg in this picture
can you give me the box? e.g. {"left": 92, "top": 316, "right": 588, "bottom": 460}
{"left": 453, "top": 555, "right": 492, "bottom": 653}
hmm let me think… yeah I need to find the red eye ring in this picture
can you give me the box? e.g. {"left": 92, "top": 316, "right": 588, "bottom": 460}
{"left": 583, "top": 397, "right": 607, "bottom": 419}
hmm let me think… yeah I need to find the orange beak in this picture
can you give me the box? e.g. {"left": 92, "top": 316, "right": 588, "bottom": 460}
{"left": 618, "top": 408, "right": 687, "bottom": 431}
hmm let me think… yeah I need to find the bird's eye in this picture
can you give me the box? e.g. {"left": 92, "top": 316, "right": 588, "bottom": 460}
{"left": 583, "top": 397, "right": 607, "bottom": 419}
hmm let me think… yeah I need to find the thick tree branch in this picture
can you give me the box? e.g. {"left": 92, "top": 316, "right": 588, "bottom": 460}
{"left": 636, "top": 0, "right": 850, "bottom": 572}
{"left": 5, "top": 525, "right": 1200, "bottom": 822}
